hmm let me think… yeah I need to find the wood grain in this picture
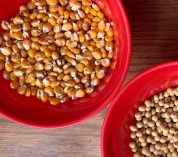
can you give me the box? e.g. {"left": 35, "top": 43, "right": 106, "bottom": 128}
{"left": 1, "top": 0, "right": 178, "bottom": 157}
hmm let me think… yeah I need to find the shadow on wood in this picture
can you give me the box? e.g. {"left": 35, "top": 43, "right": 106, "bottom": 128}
{"left": 122, "top": 0, "right": 178, "bottom": 80}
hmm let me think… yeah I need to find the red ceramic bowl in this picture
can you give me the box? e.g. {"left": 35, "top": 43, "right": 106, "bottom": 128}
{"left": 102, "top": 61, "right": 178, "bottom": 157}
{"left": 0, "top": 0, "right": 131, "bottom": 128}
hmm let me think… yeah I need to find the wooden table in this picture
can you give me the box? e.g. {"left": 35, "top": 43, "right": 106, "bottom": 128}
{"left": 1, "top": 0, "right": 178, "bottom": 156}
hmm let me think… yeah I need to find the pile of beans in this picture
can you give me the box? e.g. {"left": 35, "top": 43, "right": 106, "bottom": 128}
{"left": 0, "top": 0, "right": 114, "bottom": 105}
{"left": 129, "top": 88, "right": 178, "bottom": 157}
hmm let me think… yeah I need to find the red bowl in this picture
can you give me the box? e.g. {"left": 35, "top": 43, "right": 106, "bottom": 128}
{"left": 0, "top": 0, "right": 131, "bottom": 128}
{"left": 102, "top": 61, "right": 178, "bottom": 157}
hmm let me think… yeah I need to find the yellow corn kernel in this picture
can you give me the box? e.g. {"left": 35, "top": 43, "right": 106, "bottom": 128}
{"left": 46, "top": 0, "right": 58, "bottom": 6}
{"left": 87, "top": 45, "right": 94, "bottom": 51}
{"left": 50, "top": 97, "right": 60, "bottom": 105}
{"left": 91, "top": 21, "right": 98, "bottom": 27}
{"left": 25, "top": 74, "right": 35, "bottom": 84}
{"left": 92, "top": 4, "right": 100, "bottom": 11}
{"left": 73, "top": 23, "right": 79, "bottom": 32}
{"left": 84, "top": 64, "right": 94, "bottom": 75}
{"left": 82, "top": 0, "right": 92, "bottom": 6}
{"left": 84, "top": 17, "right": 92, "bottom": 24}
{"left": 90, "top": 9, "right": 97, "bottom": 16}
{"left": 44, "top": 86, "right": 54, "bottom": 96}
{"left": 58, "top": 7, "right": 64, "bottom": 16}
{"left": 25, "top": 88, "right": 31, "bottom": 97}
{"left": 53, "top": 86, "right": 63, "bottom": 95}
{"left": 13, "top": 31, "right": 23, "bottom": 40}
{"left": 101, "top": 48, "right": 107, "bottom": 58}
{"left": 105, "top": 35, "right": 113, "bottom": 42}
{"left": 19, "top": 76, "right": 25, "bottom": 85}
{"left": 76, "top": 89, "right": 85, "bottom": 98}
{"left": 65, "top": 50, "right": 75, "bottom": 58}
{"left": 0, "top": 47, "right": 12, "bottom": 56}
{"left": 27, "top": 49, "right": 36, "bottom": 58}
{"left": 35, "top": 62, "right": 44, "bottom": 71}
{"left": 11, "top": 53, "right": 21, "bottom": 63}
{"left": 49, "top": 45, "right": 56, "bottom": 51}
{"left": 108, "top": 51, "right": 113, "bottom": 59}
{"left": 3, "top": 70, "right": 10, "bottom": 80}
{"left": 31, "top": 87, "right": 38, "bottom": 96}
{"left": 97, "top": 11, "right": 104, "bottom": 19}
{"left": 70, "top": 48, "right": 80, "bottom": 54}
{"left": 64, "top": 10, "right": 70, "bottom": 19}
{"left": 48, "top": 17, "right": 57, "bottom": 26}
{"left": 35, "top": 52, "right": 46, "bottom": 61}
{"left": 77, "top": 20, "right": 83, "bottom": 29}
{"left": 108, "top": 28, "right": 114, "bottom": 36}
{"left": 5, "top": 62, "right": 13, "bottom": 72}
{"left": 27, "top": 1, "right": 36, "bottom": 9}
{"left": 86, "top": 87, "right": 94, "bottom": 94}
{"left": 101, "top": 58, "right": 111, "bottom": 67}
{"left": 92, "top": 51, "right": 102, "bottom": 60}
{"left": 80, "top": 59, "right": 89, "bottom": 65}
{"left": 93, "top": 17, "right": 100, "bottom": 22}
{"left": 55, "top": 39, "right": 66, "bottom": 46}
{"left": 43, "top": 23, "right": 52, "bottom": 33}
{"left": 96, "top": 40, "right": 105, "bottom": 48}
{"left": 105, "top": 41, "right": 114, "bottom": 51}
{"left": 79, "top": 34, "right": 85, "bottom": 43}
{"left": 23, "top": 22, "right": 31, "bottom": 31}
{"left": 62, "top": 22, "right": 73, "bottom": 31}
{"left": 91, "top": 76, "right": 100, "bottom": 86}
{"left": 52, "top": 51, "right": 60, "bottom": 60}
{"left": 67, "top": 88, "right": 76, "bottom": 98}
{"left": 96, "top": 69, "right": 105, "bottom": 79}
{"left": 49, "top": 5, "right": 58, "bottom": 13}
{"left": 10, "top": 81, "right": 19, "bottom": 89}
{"left": 88, "top": 30, "right": 97, "bottom": 39}
{"left": 1, "top": 21, "right": 10, "bottom": 30}
{"left": 85, "top": 6, "right": 91, "bottom": 14}
{"left": 13, "top": 69, "right": 24, "bottom": 77}
{"left": 36, "top": 78, "right": 43, "bottom": 88}
{"left": 59, "top": 0, "right": 68, "bottom": 6}
{"left": 20, "top": 59, "right": 30, "bottom": 69}
{"left": 63, "top": 75, "right": 72, "bottom": 82}
{"left": 57, "top": 73, "right": 65, "bottom": 81}
{"left": 76, "top": 63, "right": 85, "bottom": 73}
{"left": 37, "top": 13, "right": 46, "bottom": 19}
{"left": 78, "top": 9, "right": 85, "bottom": 18}
{"left": 17, "top": 85, "right": 27, "bottom": 95}
{"left": 35, "top": 0, "right": 47, "bottom": 7}
{"left": 98, "top": 20, "right": 106, "bottom": 31}
{"left": 70, "top": 12, "right": 76, "bottom": 20}
{"left": 10, "top": 24, "right": 22, "bottom": 32}
{"left": 81, "top": 73, "right": 89, "bottom": 83}
{"left": 50, "top": 81, "right": 60, "bottom": 88}
{"left": 82, "top": 21, "right": 90, "bottom": 31}
{"left": 64, "top": 56, "right": 77, "bottom": 66}
{"left": 40, "top": 91, "right": 49, "bottom": 102}
{"left": 13, "top": 16, "right": 24, "bottom": 25}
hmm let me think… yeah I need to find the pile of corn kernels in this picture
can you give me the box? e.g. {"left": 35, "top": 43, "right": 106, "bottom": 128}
{"left": 129, "top": 88, "right": 178, "bottom": 157}
{"left": 0, "top": 0, "right": 114, "bottom": 105}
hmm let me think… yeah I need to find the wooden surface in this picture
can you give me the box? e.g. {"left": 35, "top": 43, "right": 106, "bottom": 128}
{"left": 1, "top": 0, "right": 178, "bottom": 157}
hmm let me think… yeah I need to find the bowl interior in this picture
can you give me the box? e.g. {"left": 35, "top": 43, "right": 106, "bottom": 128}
{"left": 0, "top": 0, "right": 131, "bottom": 128}
{"left": 102, "top": 61, "right": 178, "bottom": 157}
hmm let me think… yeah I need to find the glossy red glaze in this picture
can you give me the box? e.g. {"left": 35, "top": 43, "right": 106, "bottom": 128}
{"left": 102, "top": 61, "right": 178, "bottom": 157}
{"left": 0, "top": 0, "right": 131, "bottom": 128}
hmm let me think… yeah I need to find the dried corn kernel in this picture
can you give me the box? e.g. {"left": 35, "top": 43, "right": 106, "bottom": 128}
{"left": 0, "top": 0, "right": 114, "bottom": 105}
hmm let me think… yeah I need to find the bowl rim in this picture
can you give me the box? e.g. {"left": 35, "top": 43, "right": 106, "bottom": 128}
{"left": 0, "top": 0, "right": 132, "bottom": 129}
{"left": 101, "top": 60, "right": 178, "bottom": 156}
